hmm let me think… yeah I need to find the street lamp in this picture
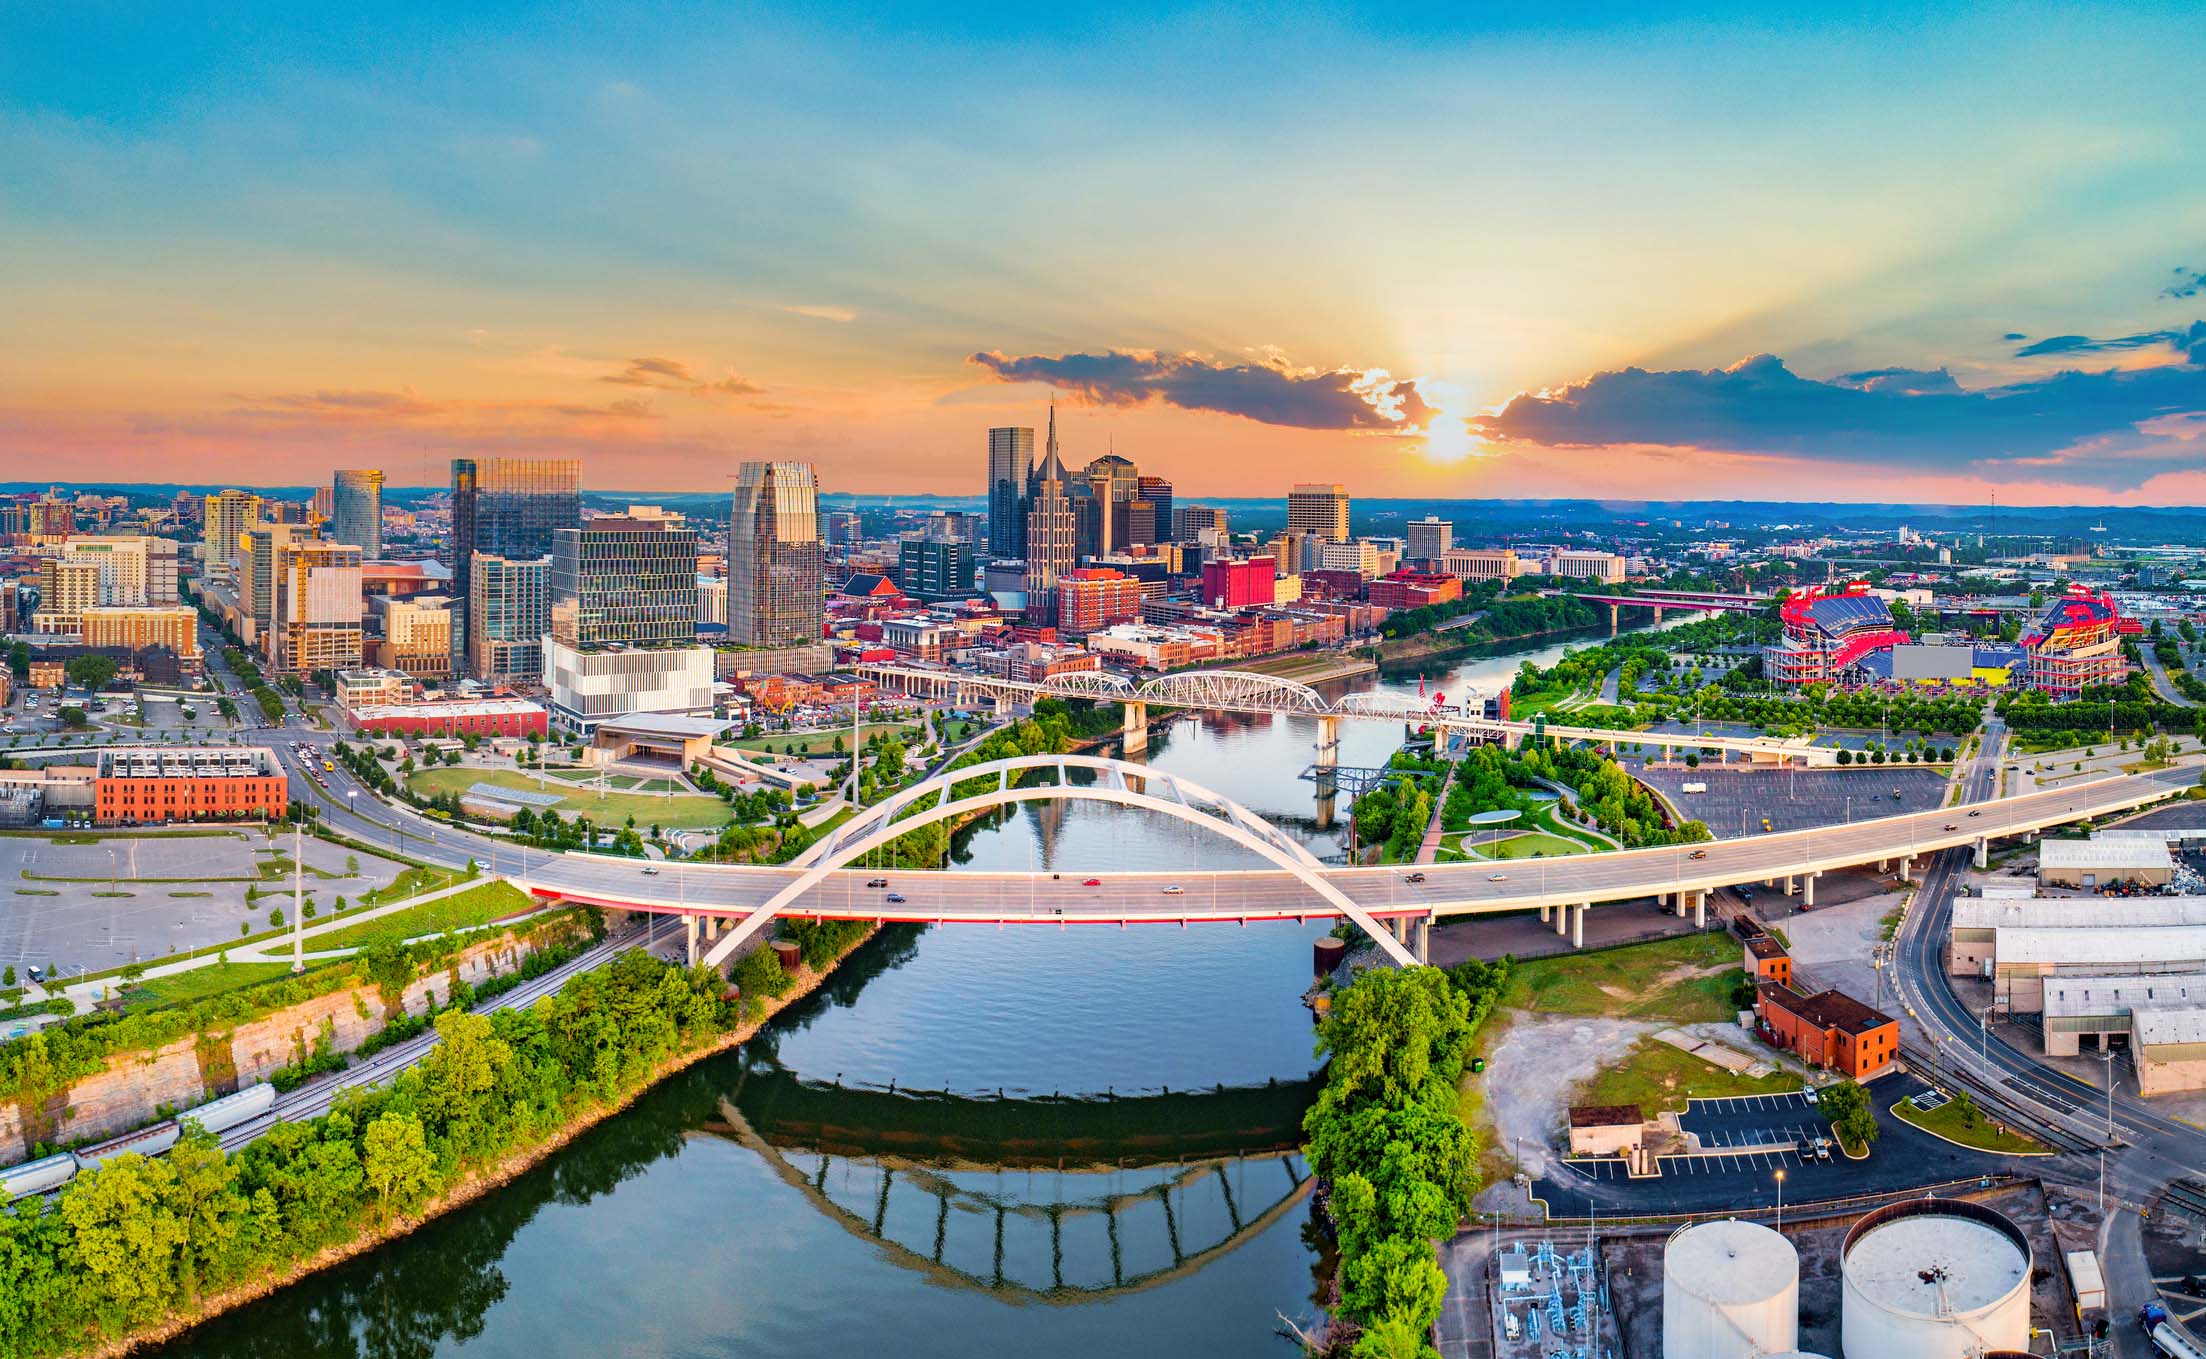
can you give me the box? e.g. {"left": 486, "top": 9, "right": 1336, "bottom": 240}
{"left": 1774, "top": 1168, "right": 1785, "bottom": 1232}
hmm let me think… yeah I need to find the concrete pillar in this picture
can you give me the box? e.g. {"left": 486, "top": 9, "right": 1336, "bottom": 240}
{"left": 1785, "top": 875, "right": 1797, "bottom": 896}
{"left": 1572, "top": 903, "right": 1585, "bottom": 949}
{"left": 1693, "top": 890, "right": 1706, "bottom": 930}
{"left": 1415, "top": 915, "right": 1431, "bottom": 965}
{"left": 1651, "top": 605, "right": 1664, "bottom": 624}
{"left": 684, "top": 913, "right": 698, "bottom": 967}
{"left": 1314, "top": 714, "right": 1341, "bottom": 770}
{"left": 1120, "top": 700, "right": 1148, "bottom": 755}
{"left": 1974, "top": 837, "right": 1988, "bottom": 870}
{"left": 1877, "top": 859, "right": 1888, "bottom": 873}
{"left": 1898, "top": 858, "right": 1913, "bottom": 884}
{"left": 1802, "top": 874, "right": 1816, "bottom": 908}
{"left": 1674, "top": 892, "right": 1687, "bottom": 918}
{"left": 1555, "top": 906, "right": 1567, "bottom": 937}
{"left": 1540, "top": 902, "right": 1551, "bottom": 924}
{"left": 1608, "top": 603, "right": 1620, "bottom": 633}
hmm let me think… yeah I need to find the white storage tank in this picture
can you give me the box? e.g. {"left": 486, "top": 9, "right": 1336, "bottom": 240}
{"left": 1663, "top": 1218, "right": 1800, "bottom": 1359}
{"left": 1841, "top": 1198, "right": 2031, "bottom": 1359}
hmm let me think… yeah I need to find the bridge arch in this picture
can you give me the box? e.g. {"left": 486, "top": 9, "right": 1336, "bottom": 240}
{"left": 700, "top": 754, "right": 1417, "bottom": 970}
{"left": 1135, "top": 669, "right": 1327, "bottom": 713}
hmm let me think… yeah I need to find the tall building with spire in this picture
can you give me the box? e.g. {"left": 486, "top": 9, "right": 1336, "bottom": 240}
{"left": 987, "top": 426, "right": 1034, "bottom": 559}
{"left": 1022, "top": 407, "right": 1076, "bottom": 624}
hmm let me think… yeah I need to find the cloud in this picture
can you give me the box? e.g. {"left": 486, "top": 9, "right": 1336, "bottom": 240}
{"left": 2002, "top": 332, "right": 2028, "bottom": 341}
{"left": 780, "top": 304, "right": 858, "bottom": 323}
{"left": 1472, "top": 324, "right": 2206, "bottom": 489}
{"left": 2015, "top": 322, "right": 2206, "bottom": 364}
{"left": 601, "top": 357, "right": 764, "bottom": 399}
{"left": 2164, "top": 267, "right": 2206, "bottom": 300}
{"left": 967, "top": 348, "right": 1432, "bottom": 431}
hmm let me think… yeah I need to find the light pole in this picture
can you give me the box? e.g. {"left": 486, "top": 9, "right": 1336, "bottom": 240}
{"left": 1774, "top": 1168, "right": 1785, "bottom": 1232}
{"left": 2100, "top": 1047, "right": 2116, "bottom": 1141}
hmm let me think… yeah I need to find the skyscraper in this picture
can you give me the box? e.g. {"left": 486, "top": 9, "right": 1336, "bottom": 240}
{"left": 1023, "top": 411, "right": 1077, "bottom": 623}
{"left": 729, "top": 461, "right": 825, "bottom": 645}
{"left": 269, "top": 540, "right": 364, "bottom": 674}
{"left": 332, "top": 469, "right": 385, "bottom": 558}
{"left": 1083, "top": 453, "right": 1140, "bottom": 556}
{"left": 450, "top": 457, "right": 581, "bottom": 663}
{"left": 468, "top": 552, "right": 551, "bottom": 682}
{"left": 1287, "top": 483, "right": 1351, "bottom": 541}
{"left": 987, "top": 426, "right": 1034, "bottom": 558}
{"left": 203, "top": 489, "right": 261, "bottom": 582}
{"left": 1137, "top": 475, "right": 1173, "bottom": 544}
{"left": 550, "top": 515, "right": 700, "bottom": 648}
{"left": 1405, "top": 515, "right": 1453, "bottom": 563}
{"left": 242, "top": 522, "right": 302, "bottom": 638}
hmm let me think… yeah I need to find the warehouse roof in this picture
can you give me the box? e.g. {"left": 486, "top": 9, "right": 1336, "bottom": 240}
{"left": 2038, "top": 838, "right": 2173, "bottom": 871}
{"left": 1996, "top": 924, "right": 2206, "bottom": 967}
{"left": 1953, "top": 898, "right": 2206, "bottom": 932}
{"left": 2044, "top": 974, "right": 2206, "bottom": 1019}
{"left": 2135, "top": 1009, "right": 2206, "bottom": 1049}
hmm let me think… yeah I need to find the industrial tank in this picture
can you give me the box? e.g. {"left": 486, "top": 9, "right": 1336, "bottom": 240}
{"left": 1841, "top": 1198, "right": 2031, "bottom": 1359}
{"left": 1663, "top": 1218, "right": 1800, "bottom": 1359}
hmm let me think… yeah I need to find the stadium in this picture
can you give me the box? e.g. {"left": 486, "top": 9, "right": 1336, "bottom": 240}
{"left": 2024, "top": 584, "right": 2136, "bottom": 698}
{"left": 1766, "top": 582, "right": 1910, "bottom": 688}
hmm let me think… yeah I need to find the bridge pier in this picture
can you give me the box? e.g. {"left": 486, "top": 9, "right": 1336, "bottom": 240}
{"left": 1975, "top": 837, "right": 1988, "bottom": 869}
{"left": 1554, "top": 906, "right": 1567, "bottom": 938}
{"left": 1314, "top": 714, "right": 1341, "bottom": 770}
{"left": 1541, "top": 902, "right": 1551, "bottom": 924}
{"left": 1693, "top": 890, "right": 1705, "bottom": 929}
{"left": 1573, "top": 903, "right": 1585, "bottom": 949}
{"left": 1120, "top": 700, "right": 1149, "bottom": 755}
{"left": 685, "top": 913, "right": 698, "bottom": 967}
{"left": 1897, "top": 857, "right": 1913, "bottom": 884}
{"left": 1651, "top": 605, "right": 1664, "bottom": 624}
{"left": 1415, "top": 914, "right": 1431, "bottom": 965}
{"left": 1607, "top": 602, "right": 1619, "bottom": 633}
{"left": 1801, "top": 874, "right": 1816, "bottom": 908}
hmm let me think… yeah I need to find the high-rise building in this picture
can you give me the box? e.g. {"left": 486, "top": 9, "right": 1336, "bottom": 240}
{"left": 202, "top": 490, "right": 262, "bottom": 582}
{"left": 729, "top": 461, "right": 825, "bottom": 646}
{"left": 987, "top": 426, "right": 1035, "bottom": 558}
{"left": 450, "top": 457, "right": 581, "bottom": 664}
{"left": 1406, "top": 516, "right": 1454, "bottom": 563}
{"left": 467, "top": 552, "right": 551, "bottom": 682}
{"left": 1137, "top": 475, "right": 1173, "bottom": 545}
{"left": 242, "top": 522, "right": 303, "bottom": 637}
{"left": 375, "top": 597, "right": 454, "bottom": 678}
{"left": 1055, "top": 567, "right": 1143, "bottom": 636}
{"left": 332, "top": 469, "right": 385, "bottom": 558}
{"left": 1022, "top": 412, "right": 1077, "bottom": 624}
{"left": 1082, "top": 453, "right": 1140, "bottom": 556}
{"left": 898, "top": 538, "right": 976, "bottom": 600}
{"left": 34, "top": 536, "right": 178, "bottom": 636}
{"left": 1174, "top": 504, "right": 1228, "bottom": 541}
{"left": 550, "top": 515, "right": 701, "bottom": 648}
{"left": 1287, "top": 483, "right": 1350, "bottom": 542}
{"left": 269, "top": 540, "right": 364, "bottom": 674}
{"left": 34, "top": 559, "right": 100, "bottom": 635}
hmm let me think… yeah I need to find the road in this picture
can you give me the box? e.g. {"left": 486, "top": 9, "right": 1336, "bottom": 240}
{"left": 2143, "top": 643, "right": 2199, "bottom": 708}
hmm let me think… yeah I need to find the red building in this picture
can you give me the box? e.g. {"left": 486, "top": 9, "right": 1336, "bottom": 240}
{"left": 1766, "top": 581, "right": 1907, "bottom": 688}
{"left": 94, "top": 747, "right": 288, "bottom": 825}
{"left": 1055, "top": 568, "right": 1143, "bottom": 637}
{"left": 1200, "top": 558, "right": 1277, "bottom": 609}
{"left": 2024, "top": 585, "right": 2133, "bottom": 698}
{"left": 1368, "top": 571, "right": 1463, "bottom": 610}
{"left": 1755, "top": 983, "right": 1898, "bottom": 1079}
{"left": 1743, "top": 934, "right": 1793, "bottom": 988}
{"left": 348, "top": 698, "right": 550, "bottom": 738}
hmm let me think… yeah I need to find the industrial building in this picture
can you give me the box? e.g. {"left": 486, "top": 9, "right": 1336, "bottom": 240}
{"left": 1948, "top": 896, "right": 2206, "bottom": 976}
{"left": 1991, "top": 925, "right": 2206, "bottom": 1012}
{"left": 1754, "top": 983, "right": 1899, "bottom": 1079}
{"left": 92, "top": 747, "right": 287, "bottom": 825}
{"left": 2036, "top": 836, "right": 2173, "bottom": 888}
{"left": 1839, "top": 1199, "right": 2031, "bottom": 1358}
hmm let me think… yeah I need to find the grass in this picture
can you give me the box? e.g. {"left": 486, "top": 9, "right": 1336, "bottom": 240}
{"left": 731, "top": 722, "right": 918, "bottom": 757}
{"left": 1892, "top": 1095, "right": 2048, "bottom": 1155}
{"left": 407, "top": 766, "right": 735, "bottom": 831}
{"left": 120, "top": 961, "right": 298, "bottom": 1011}
{"left": 1488, "top": 831, "right": 1595, "bottom": 860}
{"left": 305, "top": 880, "right": 538, "bottom": 950}
{"left": 360, "top": 864, "right": 477, "bottom": 908}
{"left": 1575, "top": 1036, "right": 1800, "bottom": 1119}
{"left": 1503, "top": 932, "right": 1743, "bottom": 1024}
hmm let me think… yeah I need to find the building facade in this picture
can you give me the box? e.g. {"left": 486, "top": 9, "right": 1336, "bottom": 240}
{"left": 269, "top": 540, "right": 364, "bottom": 674}
{"left": 1055, "top": 568, "right": 1144, "bottom": 636}
{"left": 1755, "top": 984, "right": 1899, "bottom": 1080}
{"left": 897, "top": 537, "right": 975, "bottom": 600}
{"left": 331, "top": 469, "right": 384, "bottom": 558}
{"left": 1022, "top": 420, "right": 1077, "bottom": 625}
{"left": 81, "top": 607, "right": 199, "bottom": 661}
{"left": 449, "top": 457, "right": 582, "bottom": 665}
{"left": 729, "top": 461, "right": 825, "bottom": 646}
{"left": 467, "top": 552, "right": 550, "bottom": 682}
{"left": 202, "top": 490, "right": 261, "bottom": 582}
{"left": 986, "top": 426, "right": 1034, "bottom": 558}
{"left": 93, "top": 747, "right": 287, "bottom": 825}
{"left": 550, "top": 515, "right": 701, "bottom": 647}
{"left": 2024, "top": 586, "right": 2131, "bottom": 698}
{"left": 544, "top": 638, "right": 715, "bottom": 735}
{"left": 1287, "top": 483, "right": 1350, "bottom": 541}
{"left": 1439, "top": 547, "right": 1522, "bottom": 582}
{"left": 1200, "top": 557, "right": 1277, "bottom": 609}
{"left": 1405, "top": 516, "right": 1454, "bottom": 562}
{"left": 375, "top": 597, "right": 454, "bottom": 678}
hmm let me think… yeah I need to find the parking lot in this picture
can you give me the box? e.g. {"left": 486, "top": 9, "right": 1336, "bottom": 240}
{"left": 1634, "top": 765, "right": 1951, "bottom": 838}
{"left": 1681, "top": 1089, "right": 1830, "bottom": 1150}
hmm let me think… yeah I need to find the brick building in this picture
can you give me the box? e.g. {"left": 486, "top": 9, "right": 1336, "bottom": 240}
{"left": 1368, "top": 570, "right": 1463, "bottom": 610}
{"left": 94, "top": 747, "right": 288, "bottom": 825}
{"left": 1055, "top": 568, "right": 1144, "bottom": 637}
{"left": 347, "top": 697, "right": 549, "bottom": 739}
{"left": 1755, "top": 983, "right": 1898, "bottom": 1080}
{"left": 1744, "top": 934, "right": 1793, "bottom": 987}
{"left": 1199, "top": 558, "right": 1276, "bottom": 610}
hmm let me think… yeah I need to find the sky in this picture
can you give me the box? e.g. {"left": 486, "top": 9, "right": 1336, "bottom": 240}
{"left": 3, "top": 2, "right": 2205, "bottom": 505}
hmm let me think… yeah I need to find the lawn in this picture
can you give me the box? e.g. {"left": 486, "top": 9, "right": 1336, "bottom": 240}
{"left": 408, "top": 766, "right": 735, "bottom": 831}
{"left": 121, "top": 961, "right": 299, "bottom": 1011}
{"left": 1575, "top": 1037, "right": 1799, "bottom": 1119}
{"left": 359, "top": 864, "right": 475, "bottom": 908}
{"left": 306, "top": 881, "right": 539, "bottom": 950}
{"left": 732, "top": 722, "right": 918, "bottom": 757}
{"left": 1503, "top": 932, "right": 1743, "bottom": 1024}
{"left": 1488, "top": 830, "right": 1595, "bottom": 860}
{"left": 1892, "top": 1094, "right": 2048, "bottom": 1155}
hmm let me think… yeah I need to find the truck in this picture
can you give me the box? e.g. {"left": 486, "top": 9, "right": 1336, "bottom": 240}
{"left": 1680, "top": 782, "right": 1707, "bottom": 794}
{"left": 2141, "top": 1303, "right": 2206, "bottom": 1358}
{"left": 2065, "top": 1249, "right": 2106, "bottom": 1314}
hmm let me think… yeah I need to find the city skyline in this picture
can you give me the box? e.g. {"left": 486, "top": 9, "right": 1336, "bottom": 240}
{"left": 5, "top": 5, "right": 2205, "bottom": 505}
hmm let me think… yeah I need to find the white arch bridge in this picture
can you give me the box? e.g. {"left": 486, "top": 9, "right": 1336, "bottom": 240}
{"left": 856, "top": 661, "right": 1840, "bottom": 766}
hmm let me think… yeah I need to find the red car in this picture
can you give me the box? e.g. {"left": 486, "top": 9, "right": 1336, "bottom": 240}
{"left": 1082, "top": 877, "right": 1102, "bottom": 887}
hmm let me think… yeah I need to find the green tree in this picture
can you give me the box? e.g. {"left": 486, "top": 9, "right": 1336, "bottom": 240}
{"left": 1818, "top": 1079, "right": 1879, "bottom": 1151}
{"left": 59, "top": 1153, "right": 190, "bottom": 1325}
{"left": 361, "top": 1111, "right": 438, "bottom": 1217}
{"left": 64, "top": 654, "right": 119, "bottom": 692}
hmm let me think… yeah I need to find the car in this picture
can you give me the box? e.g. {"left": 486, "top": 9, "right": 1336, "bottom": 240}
{"left": 640, "top": 866, "right": 661, "bottom": 876}
{"left": 884, "top": 892, "right": 906, "bottom": 904}
{"left": 865, "top": 878, "right": 888, "bottom": 888}
{"left": 1688, "top": 849, "right": 1708, "bottom": 860}
{"left": 1943, "top": 822, "right": 1958, "bottom": 831}
{"left": 1967, "top": 810, "right": 1981, "bottom": 817}
{"left": 1162, "top": 885, "right": 1184, "bottom": 894}
{"left": 1487, "top": 872, "right": 1508, "bottom": 882}
{"left": 1082, "top": 877, "right": 1102, "bottom": 887}
{"left": 1403, "top": 872, "right": 1426, "bottom": 883}
{"left": 1812, "top": 1137, "right": 1832, "bottom": 1161}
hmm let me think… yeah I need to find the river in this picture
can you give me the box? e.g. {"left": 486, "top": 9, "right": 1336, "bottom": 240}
{"left": 155, "top": 617, "right": 1688, "bottom": 1359}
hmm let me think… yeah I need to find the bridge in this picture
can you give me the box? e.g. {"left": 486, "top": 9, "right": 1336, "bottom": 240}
{"left": 1568, "top": 588, "right": 1772, "bottom": 628}
{"left": 506, "top": 755, "right": 2194, "bottom": 969}
{"left": 855, "top": 661, "right": 1839, "bottom": 766}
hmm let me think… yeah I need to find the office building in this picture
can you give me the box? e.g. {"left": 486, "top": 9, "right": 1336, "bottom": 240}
{"left": 1547, "top": 550, "right": 1627, "bottom": 583}
{"left": 544, "top": 638, "right": 715, "bottom": 735}
{"left": 374, "top": 597, "right": 454, "bottom": 678}
{"left": 1320, "top": 540, "right": 1386, "bottom": 578}
{"left": 729, "top": 461, "right": 826, "bottom": 646}
{"left": 450, "top": 457, "right": 582, "bottom": 664}
{"left": 1175, "top": 504, "right": 1228, "bottom": 542}
{"left": 550, "top": 515, "right": 701, "bottom": 648}
{"left": 697, "top": 575, "right": 728, "bottom": 627}
{"left": 898, "top": 537, "right": 976, "bottom": 600}
{"left": 1022, "top": 415, "right": 1077, "bottom": 624}
{"left": 987, "top": 426, "right": 1035, "bottom": 557}
{"left": 1201, "top": 558, "right": 1277, "bottom": 609}
{"left": 1405, "top": 516, "right": 1453, "bottom": 563}
{"left": 331, "top": 469, "right": 384, "bottom": 558}
{"left": 269, "top": 540, "right": 364, "bottom": 674}
{"left": 1137, "top": 475, "right": 1173, "bottom": 545}
{"left": 1083, "top": 453, "right": 1140, "bottom": 556}
{"left": 1287, "top": 483, "right": 1350, "bottom": 541}
{"left": 1270, "top": 529, "right": 1323, "bottom": 575}
{"left": 242, "top": 523, "right": 303, "bottom": 637}
{"left": 1055, "top": 567, "right": 1144, "bottom": 636}
{"left": 467, "top": 552, "right": 550, "bottom": 683}
{"left": 203, "top": 490, "right": 261, "bottom": 581}
{"left": 1440, "top": 547, "right": 1522, "bottom": 582}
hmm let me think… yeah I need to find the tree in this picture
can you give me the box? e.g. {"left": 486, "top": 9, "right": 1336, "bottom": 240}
{"left": 1, "top": 965, "right": 12, "bottom": 988}
{"left": 64, "top": 653, "right": 119, "bottom": 693}
{"left": 57, "top": 706, "right": 88, "bottom": 730}
{"left": 268, "top": 908, "right": 284, "bottom": 929}
{"left": 1818, "top": 1079, "right": 1879, "bottom": 1151}
{"left": 361, "top": 1111, "right": 438, "bottom": 1217}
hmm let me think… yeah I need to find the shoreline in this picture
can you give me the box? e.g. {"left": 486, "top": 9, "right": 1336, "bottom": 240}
{"left": 90, "top": 926, "right": 878, "bottom": 1359}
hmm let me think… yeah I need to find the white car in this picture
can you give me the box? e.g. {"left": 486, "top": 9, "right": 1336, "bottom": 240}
{"left": 1162, "top": 885, "right": 1185, "bottom": 895}
{"left": 1487, "top": 872, "right": 1508, "bottom": 882}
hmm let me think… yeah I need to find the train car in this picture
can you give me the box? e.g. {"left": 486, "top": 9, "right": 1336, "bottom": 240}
{"left": 1, "top": 1152, "right": 78, "bottom": 1201}
{"left": 73, "top": 1120, "right": 180, "bottom": 1171}
{"left": 180, "top": 1083, "right": 275, "bottom": 1136}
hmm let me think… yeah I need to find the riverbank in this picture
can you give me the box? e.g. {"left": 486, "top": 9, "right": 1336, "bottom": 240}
{"left": 84, "top": 927, "right": 877, "bottom": 1359}
{"left": 1230, "top": 651, "right": 1378, "bottom": 686}
{"left": 1373, "top": 617, "right": 1616, "bottom": 671}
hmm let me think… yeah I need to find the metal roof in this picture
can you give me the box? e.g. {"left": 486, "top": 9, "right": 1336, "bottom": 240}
{"left": 2043, "top": 973, "right": 2206, "bottom": 1018}
{"left": 2135, "top": 1008, "right": 2206, "bottom": 1049}
{"left": 2037, "top": 838, "right": 2174, "bottom": 870}
{"left": 1996, "top": 924, "right": 2206, "bottom": 967}
{"left": 1953, "top": 897, "right": 2206, "bottom": 932}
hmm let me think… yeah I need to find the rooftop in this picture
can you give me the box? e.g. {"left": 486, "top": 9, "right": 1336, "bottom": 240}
{"left": 351, "top": 698, "right": 546, "bottom": 721}
{"left": 1758, "top": 983, "right": 1893, "bottom": 1035}
{"left": 1568, "top": 1104, "right": 1641, "bottom": 1128}
{"left": 2043, "top": 974, "right": 2206, "bottom": 1018}
{"left": 1996, "top": 923, "right": 2206, "bottom": 966}
{"left": 2135, "top": 1008, "right": 2206, "bottom": 1048}
{"left": 592, "top": 713, "right": 732, "bottom": 738}
{"left": 2038, "top": 838, "right": 2173, "bottom": 870}
{"left": 1952, "top": 897, "right": 2206, "bottom": 932}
